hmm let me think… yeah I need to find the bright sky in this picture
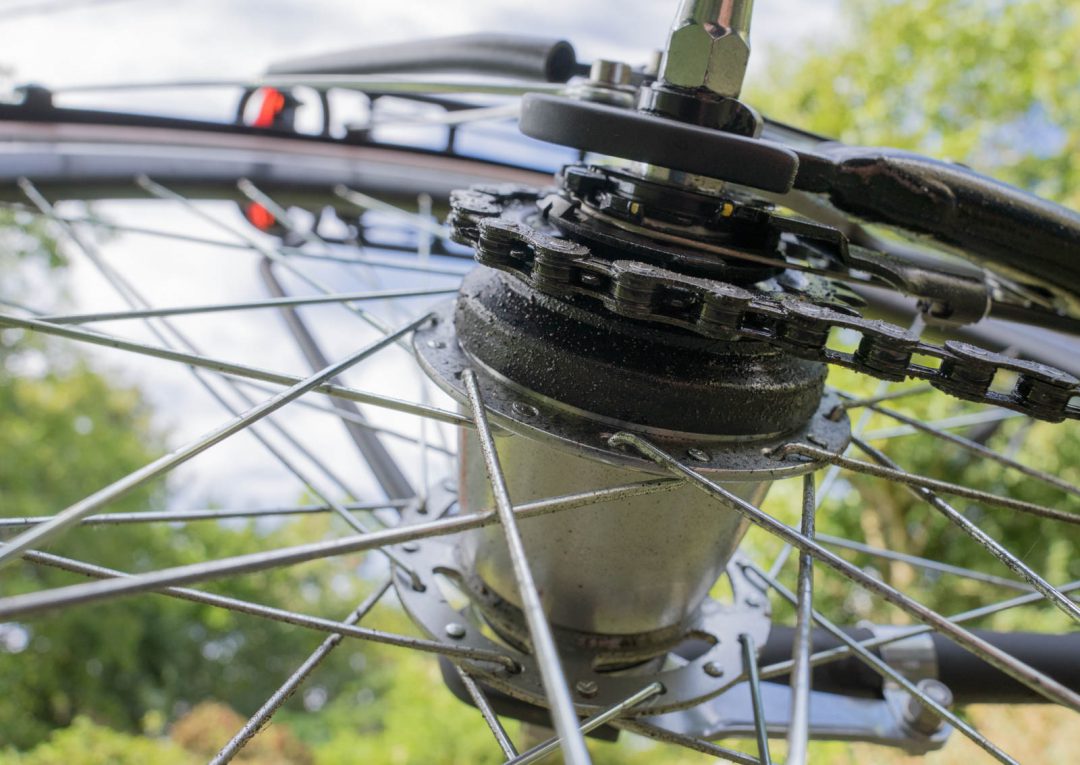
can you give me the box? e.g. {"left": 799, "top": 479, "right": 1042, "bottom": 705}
{"left": 0, "top": 0, "right": 841, "bottom": 89}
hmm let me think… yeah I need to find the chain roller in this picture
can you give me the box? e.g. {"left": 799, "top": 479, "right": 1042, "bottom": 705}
{"left": 448, "top": 186, "right": 1080, "bottom": 423}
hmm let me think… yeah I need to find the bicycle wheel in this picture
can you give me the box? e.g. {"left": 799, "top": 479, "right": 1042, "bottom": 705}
{"left": 0, "top": 61, "right": 1077, "bottom": 765}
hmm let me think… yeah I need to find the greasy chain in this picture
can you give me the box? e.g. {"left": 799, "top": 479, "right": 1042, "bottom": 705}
{"left": 449, "top": 186, "right": 1080, "bottom": 423}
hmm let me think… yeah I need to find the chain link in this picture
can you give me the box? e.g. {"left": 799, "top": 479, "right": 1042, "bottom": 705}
{"left": 449, "top": 186, "right": 1080, "bottom": 423}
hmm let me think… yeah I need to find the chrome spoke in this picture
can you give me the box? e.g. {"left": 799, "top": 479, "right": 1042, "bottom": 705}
{"left": 334, "top": 184, "right": 451, "bottom": 241}
{"left": 749, "top": 565, "right": 1019, "bottom": 765}
{"left": 611, "top": 720, "right": 760, "bottom": 765}
{"left": 739, "top": 633, "right": 772, "bottom": 765}
{"left": 852, "top": 437, "right": 1080, "bottom": 624}
{"left": 776, "top": 442, "right": 1079, "bottom": 524}
{"left": 865, "top": 403, "right": 1080, "bottom": 498}
{"left": 462, "top": 369, "right": 591, "bottom": 765}
{"left": 0, "top": 311, "right": 431, "bottom": 569}
{"left": 505, "top": 682, "right": 663, "bottom": 765}
{"left": 0, "top": 479, "right": 681, "bottom": 619}
{"left": 0, "top": 313, "right": 470, "bottom": 427}
{"left": 18, "top": 549, "right": 515, "bottom": 669}
{"left": 863, "top": 409, "right": 1025, "bottom": 441}
{"left": 0, "top": 499, "right": 410, "bottom": 529}
{"left": 610, "top": 432, "right": 1080, "bottom": 709}
{"left": 456, "top": 668, "right": 520, "bottom": 759}
{"left": 759, "top": 579, "right": 1080, "bottom": 682}
{"left": 817, "top": 534, "right": 1034, "bottom": 591}
{"left": 786, "top": 475, "right": 815, "bottom": 765}
{"left": 37, "top": 287, "right": 456, "bottom": 325}
{"left": 211, "top": 578, "right": 393, "bottom": 765}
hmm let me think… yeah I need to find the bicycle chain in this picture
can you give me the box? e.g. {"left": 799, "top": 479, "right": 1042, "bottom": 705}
{"left": 449, "top": 185, "right": 1080, "bottom": 423}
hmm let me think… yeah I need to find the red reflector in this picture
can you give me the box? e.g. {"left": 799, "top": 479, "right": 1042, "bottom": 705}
{"left": 245, "top": 202, "right": 275, "bottom": 231}
{"left": 252, "top": 87, "right": 286, "bottom": 128}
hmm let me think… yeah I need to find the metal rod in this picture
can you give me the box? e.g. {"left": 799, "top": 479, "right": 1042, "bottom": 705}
{"left": 19, "top": 548, "right": 516, "bottom": 668}
{"left": 816, "top": 533, "right": 1034, "bottom": 591}
{"left": 865, "top": 403, "right": 1080, "bottom": 499}
{"left": 775, "top": 442, "right": 1079, "bottom": 525}
{"left": 210, "top": 578, "right": 393, "bottom": 765}
{"left": 462, "top": 369, "right": 591, "bottom": 765}
{"left": 609, "top": 432, "right": 1080, "bottom": 709}
{"left": 21, "top": 178, "right": 422, "bottom": 579}
{"left": 456, "top": 667, "right": 520, "bottom": 759}
{"left": 864, "top": 409, "right": 1025, "bottom": 441}
{"left": 758, "top": 579, "right": 1080, "bottom": 682}
{"left": 0, "top": 312, "right": 470, "bottom": 427}
{"left": 739, "top": 634, "right": 772, "bottom": 765}
{"left": 786, "top": 475, "right": 815, "bottom": 765}
{"left": 334, "top": 184, "right": 450, "bottom": 240}
{"left": 0, "top": 499, "right": 412, "bottom": 528}
{"left": 37, "top": 287, "right": 456, "bottom": 325}
{"left": 748, "top": 564, "right": 1018, "bottom": 765}
{"left": 831, "top": 384, "right": 934, "bottom": 411}
{"left": 612, "top": 719, "right": 759, "bottom": 765}
{"left": 850, "top": 437, "right": 1080, "bottom": 624}
{"left": 0, "top": 312, "right": 430, "bottom": 569}
{"left": 0, "top": 479, "right": 681, "bottom": 619}
{"left": 506, "top": 682, "right": 663, "bottom": 765}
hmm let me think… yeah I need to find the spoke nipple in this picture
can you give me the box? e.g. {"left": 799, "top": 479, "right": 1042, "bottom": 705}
{"left": 687, "top": 447, "right": 710, "bottom": 462}
{"left": 575, "top": 679, "right": 599, "bottom": 698}
{"left": 703, "top": 661, "right": 725, "bottom": 678}
{"left": 827, "top": 405, "right": 845, "bottom": 421}
{"left": 445, "top": 622, "right": 467, "bottom": 639}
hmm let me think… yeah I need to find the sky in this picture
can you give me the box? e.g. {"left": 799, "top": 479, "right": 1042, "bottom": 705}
{"left": 0, "top": 0, "right": 845, "bottom": 513}
{"left": 0, "top": 0, "right": 841, "bottom": 90}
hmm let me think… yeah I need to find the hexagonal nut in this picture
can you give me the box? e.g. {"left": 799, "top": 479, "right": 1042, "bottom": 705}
{"left": 659, "top": 21, "right": 750, "bottom": 98}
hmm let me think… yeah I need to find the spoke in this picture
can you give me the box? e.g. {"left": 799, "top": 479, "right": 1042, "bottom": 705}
{"left": 18, "top": 548, "right": 516, "bottom": 669}
{"left": 0, "top": 312, "right": 431, "bottom": 569}
{"left": 0, "top": 479, "right": 681, "bottom": 619}
{"left": 816, "top": 534, "right": 1034, "bottom": 591}
{"left": 0, "top": 201, "right": 469, "bottom": 277}
{"left": 0, "top": 499, "right": 410, "bottom": 528}
{"left": 138, "top": 176, "right": 412, "bottom": 349}
{"left": 863, "top": 409, "right": 1025, "bottom": 441}
{"left": 759, "top": 579, "right": 1080, "bottom": 682}
{"left": 739, "top": 634, "right": 772, "bottom": 765}
{"left": 368, "top": 102, "right": 522, "bottom": 130}
{"left": 37, "top": 287, "right": 456, "bottom": 325}
{"left": 776, "top": 442, "right": 1079, "bottom": 525}
{"left": 232, "top": 378, "right": 453, "bottom": 456}
{"left": 456, "top": 668, "right": 520, "bottom": 759}
{"left": 611, "top": 720, "right": 760, "bottom": 765}
{"left": 748, "top": 564, "right": 1019, "bottom": 765}
{"left": 786, "top": 475, "right": 815, "bottom": 765}
{"left": 462, "top": 369, "right": 591, "bottom": 765}
{"left": 609, "top": 432, "right": 1080, "bottom": 709}
{"left": 211, "top": 578, "right": 393, "bottom": 765}
{"left": 865, "top": 403, "right": 1080, "bottom": 499}
{"left": 506, "top": 682, "right": 663, "bottom": 765}
{"left": 852, "top": 437, "right": 1080, "bottom": 624}
{"left": 829, "top": 384, "right": 934, "bottom": 411}
{"left": 334, "top": 184, "right": 451, "bottom": 241}
{"left": 22, "top": 178, "right": 423, "bottom": 577}
{"left": 0, "top": 312, "right": 470, "bottom": 427}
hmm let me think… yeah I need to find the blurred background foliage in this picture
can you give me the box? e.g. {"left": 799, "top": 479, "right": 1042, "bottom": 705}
{"left": 2, "top": 0, "right": 1079, "bottom": 762}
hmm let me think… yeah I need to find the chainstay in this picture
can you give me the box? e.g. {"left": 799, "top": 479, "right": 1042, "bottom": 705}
{"left": 448, "top": 186, "right": 1080, "bottom": 423}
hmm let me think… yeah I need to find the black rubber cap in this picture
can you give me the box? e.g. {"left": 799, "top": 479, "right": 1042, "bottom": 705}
{"left": 519, "top": 93, "right": 800, "bottom": 193}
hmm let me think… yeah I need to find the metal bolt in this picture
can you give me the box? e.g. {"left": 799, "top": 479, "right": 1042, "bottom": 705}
{"left": 402, "top": 542, "right": 420, "bottom": 553}
{"left": 575, "top": 679, "right": 599, "bottom": 698}
{"left": 703, "top": 661, "right": 725, "bottom": 678}
{"left": 511, "top": 401, "right": 539, "bottom": 418}
{"left": 589, "top": 59, "right": 632, "bottom": 87}
{"left": 902, "top": 678, "right": 953, "bottom": 735}
{"left": 444, "top": 622, "right": 467, "bottom": 639}
{"left": 687, "top": 447, "right": 710, "bottom": 462}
